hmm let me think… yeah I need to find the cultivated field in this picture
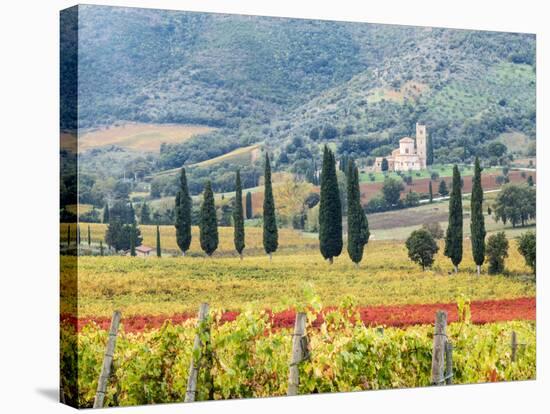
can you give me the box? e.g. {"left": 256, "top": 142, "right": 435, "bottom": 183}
{"left": 367, "top": 193, "right": 535, "bottom": 240}
{"left": 65, "top": 223, "right": 318, "bottom": 255}
{"left": 78, "top": 123, "right": 213, "bottom": 152}
{"left": 61, "top": 237, "right": 535, "bottom": 318}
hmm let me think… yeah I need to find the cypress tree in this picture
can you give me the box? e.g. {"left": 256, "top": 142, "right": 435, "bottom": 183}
{"left": 444, "top": 165, "right": 463, "bottom": 272}
{"left": 99, "top": 240, "right": 104, "bottom": 256}
{"left": 426, "top": 135, "right": 434, "bottom": 166}
{"left": 233, "top": 170, "right": 245, "bottom": 259}
{"left": 263, "top": 154, "right": 278, "bottom": 261}
{"left": 175, "top": 168, "right": 192, "bottom": 256}
{"left": 347, "top": 160, "right": 370, "bottom": 267}
{"left": 67, "top": 224, "right": 71, "bottom": 246}
{"left": 470, "top": 157, "right": 486, "bottom": 275}
{"left": 87, "top": 225, "right": 91, "bottom": 246}
{"left": 129, "top": 203, "right": 136, "bottom": 224}
{"left": 429, "top": 181, "right": 433, "bottom": 203}
{"left": 438, "top": 179, "right": 448, "bottom": 196}
{"left": 381, "top": 158, "right": 389, "bottom": 172}
{"left": 319, "top": 146, "right": 343, "bottom": 264}
{"left": 199, "top": 181, "right": 219, "bottom": 256}
{"left": 130, "top": 222, "right": 136, "bottom": 256}
{"left": 245, "top": 191, "right": 253, "bottom": 219}
{"left": 77, "top": 225, "right": 81, "bottom": 245}
{"left": 141, "top": 202, "right": 151, "bottom": 225}
{"left": 156, "top": 225, "right": 161, "bottom": 258}
{"left": 103, "top": 203, "right": 110, "bottom": 223}
{"left": 527, "top": 175, "right": 534, "bottom": 187}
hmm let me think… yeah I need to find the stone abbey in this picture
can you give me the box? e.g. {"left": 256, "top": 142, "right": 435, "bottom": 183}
{"left": 373, "top": 123, "right": 427, "bottom": 172}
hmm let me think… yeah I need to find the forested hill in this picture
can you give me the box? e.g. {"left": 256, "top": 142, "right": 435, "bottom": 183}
{"left": 70, "top": 5, "right": 535, "bottom": 169}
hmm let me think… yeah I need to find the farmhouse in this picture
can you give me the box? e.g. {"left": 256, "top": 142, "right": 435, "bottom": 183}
{"left": 135, "top": 245, "right": 155, "bottom": 257}
{"left": 373, "top": 123, "right": 427, "bottom": 172}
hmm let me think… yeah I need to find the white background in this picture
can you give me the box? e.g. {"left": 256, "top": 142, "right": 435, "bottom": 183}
{"left": 0, "top": 0, "right": 548, "bottom": 412}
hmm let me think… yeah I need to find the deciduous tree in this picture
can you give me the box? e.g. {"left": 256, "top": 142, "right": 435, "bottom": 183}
{"left": 486, "top": 232, "right": 509, "bottom": 274}
{"left": 494, "top": 184, "right": 536, "bottom": 227}
{"left": 406, "top": 229, "right": 439, "bottom": 270}
{"left": 517, "top": 231, "right": 536, "bottom": 273}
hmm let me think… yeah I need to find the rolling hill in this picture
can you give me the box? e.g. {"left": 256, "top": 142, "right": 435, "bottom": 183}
{"left": 66, "top": 5, "right": 536, "bottom": 201}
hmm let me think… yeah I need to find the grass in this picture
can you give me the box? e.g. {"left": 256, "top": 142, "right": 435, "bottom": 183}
{"left": 63, "top": 223, "right": 318, "bottom": 256}
{"left": 359, "top": 164, "right": 500, "bottom": 183}
{"left": 155, "top": 144, "right": 262, "bottom": 178}
{"left": 62, "top": 238, "right": 535, "bottom": 318}
{"left": 78, "top": 123, "right": 213, "bottom": 153}
{"left": 190, "top": 144, "right": 261, "bottom": 168}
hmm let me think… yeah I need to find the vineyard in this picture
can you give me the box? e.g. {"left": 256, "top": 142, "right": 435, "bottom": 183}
{"left": 62, "top": 239, "right": 535, "bottom": 318}
{"left": 60, "top": 228, "right": 536, "bottom": 408}
{"left": 60, "top": 304, "right": 536, "bottom": 408}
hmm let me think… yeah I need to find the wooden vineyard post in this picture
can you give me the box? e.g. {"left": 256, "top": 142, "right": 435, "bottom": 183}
{"left": 444, "top": 341, "right": 453, "bottom": 385}
{"left": 93, "top": 310, "right": 122, "bottom": 408}
{"left": 185, "top": 303, "right": 210, "bottom": 403}
{"left": 287, "top": 312, "right": 308, "bottom": 396}
{"left": 511, "top": 331, "right": 518, "bottom": 362}
{"left": 431, "top": 310, "right": 447, "bottom": 386}
{"left": 60, "top": 378, "right": 66, "bottom": 404}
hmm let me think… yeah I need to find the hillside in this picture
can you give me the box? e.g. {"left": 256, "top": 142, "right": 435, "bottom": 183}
{"left": 67, "top": 5, "right": 536, "bottom": 203}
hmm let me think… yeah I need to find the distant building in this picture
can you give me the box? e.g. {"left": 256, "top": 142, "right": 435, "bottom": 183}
{"left": 373, "top": 123, "right": 427, "bottom": 172}
{"left": 135, "top": 245, "right": 155, "bottom": 257}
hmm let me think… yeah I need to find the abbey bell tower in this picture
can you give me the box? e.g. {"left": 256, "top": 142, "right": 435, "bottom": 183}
{"left": 415, "top": 123, "right": 427, "bottom": 167}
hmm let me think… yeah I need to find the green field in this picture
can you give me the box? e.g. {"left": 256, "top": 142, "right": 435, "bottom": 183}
{"left": 359, "top": 164, "right": 501, "bottom": 184}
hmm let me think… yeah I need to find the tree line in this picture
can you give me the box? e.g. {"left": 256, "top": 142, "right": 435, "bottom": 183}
{"left": 405, "top": 159, "right": 536, "bottom": 275}
{"left": 95, "top": 152, "right": 534, "bottom": 274}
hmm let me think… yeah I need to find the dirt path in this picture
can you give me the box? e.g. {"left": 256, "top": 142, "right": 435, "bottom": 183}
{"left": 65, "top": 297, "right": 535, "bottom": 333}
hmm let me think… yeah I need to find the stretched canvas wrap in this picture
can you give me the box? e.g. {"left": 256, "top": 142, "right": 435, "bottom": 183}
{"left": 60, "top": 4, "right": 537, "bottom": 409}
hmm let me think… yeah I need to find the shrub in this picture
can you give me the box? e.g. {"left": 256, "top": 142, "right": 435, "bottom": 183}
{"left": 404, "top": 191, "right": 420, "bottom": 207}
{"left": 438, "top": 180, "right": 449, "bottom": 196}
{"left": 486, "top": 232, "right": 509, "bottom": 274}
{"left": 406, "top": 229, "right": 439, "bottom": 270}
{"left": 365, "top": 196, "right": 388, "bottom": 213}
